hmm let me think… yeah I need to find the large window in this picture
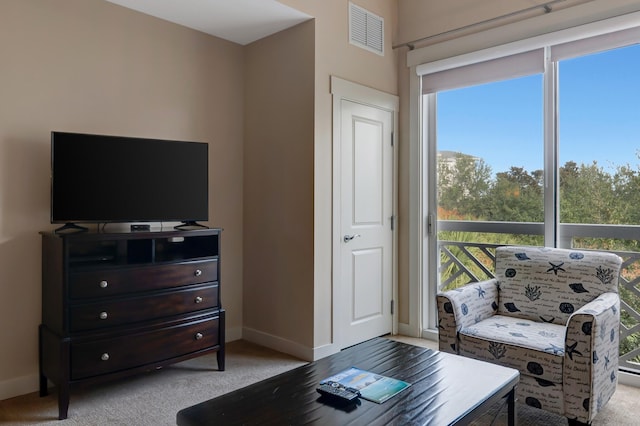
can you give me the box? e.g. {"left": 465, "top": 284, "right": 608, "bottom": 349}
{"left": 559, "top": 44, "right": 640, "bottom": 230}
{"left": 420, "top": 25, "right": 640, "bottom": 373}
{"left": 557, "top": 45, "right": 640, "bottom": 371}
{"left": 437, "top": 74, "right": 544, "bottom": 227}
{"left": 435, "top": 75, "right": 544, "bottom": 289}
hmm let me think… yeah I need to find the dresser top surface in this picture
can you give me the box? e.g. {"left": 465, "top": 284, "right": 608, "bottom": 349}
{"left": 41, "top": 227, "right": 222, "bottom": 241}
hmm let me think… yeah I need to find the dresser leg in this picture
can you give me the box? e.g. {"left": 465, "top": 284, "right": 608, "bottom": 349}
{"left": 39, "top": 326, "right": 48, "bottom": 397}
{"left": 58, "top": 382, "right": 70, "bottom": 420}
{"left": 39, "top": 373, "right": 48, "bottom": 397}
{"left": 217, "top": 310, "right": 225, "bottom": 371}
{"left": 217, "top": 349, "right": 225, "bottom": 371}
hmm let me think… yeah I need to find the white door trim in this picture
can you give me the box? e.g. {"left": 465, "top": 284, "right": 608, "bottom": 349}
{"left": 330, "top": 76, "right": 399, "bottom": 348}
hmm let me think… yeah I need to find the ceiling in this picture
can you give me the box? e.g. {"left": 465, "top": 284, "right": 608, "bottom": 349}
{"left": 104, "top": 0, "right": 312, "bottom": 45}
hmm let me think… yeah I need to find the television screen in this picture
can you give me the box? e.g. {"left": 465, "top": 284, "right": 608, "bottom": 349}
{"left": 51, "top": 131, "right": 208, "bottom": 225}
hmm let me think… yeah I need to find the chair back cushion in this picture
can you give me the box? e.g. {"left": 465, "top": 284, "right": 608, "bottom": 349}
{"left": 496, "top": 246, "right": 622, "bottom": 325}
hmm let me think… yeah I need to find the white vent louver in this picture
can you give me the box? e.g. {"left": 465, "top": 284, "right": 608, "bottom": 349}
{"left": 349, "top": 2, "right": 384, "bottom": 56}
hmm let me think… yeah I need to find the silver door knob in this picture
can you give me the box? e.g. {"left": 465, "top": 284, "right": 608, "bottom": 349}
{"left": 343, "top": 234, "right": 361, "bottom": 243}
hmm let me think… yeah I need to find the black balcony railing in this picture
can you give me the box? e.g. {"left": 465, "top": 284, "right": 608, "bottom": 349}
{"left": 437, "top": 220, "right": 640, "bottom": 375}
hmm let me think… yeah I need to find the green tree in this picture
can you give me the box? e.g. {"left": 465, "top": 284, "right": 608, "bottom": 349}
{"left": 613, "top": 160, "right": 640, "bottom": 225}
{"left": 484, "top": 167, "right": 543, "bottom": 222}
{"left": 437, "top": 153, "right": 492, "bottom": 218}
{"left": 560, "top": 161, "right": 616, "bottom": 224}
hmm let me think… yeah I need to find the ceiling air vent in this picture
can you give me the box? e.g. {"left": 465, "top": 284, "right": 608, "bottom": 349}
{"left": 349, "top": 2, "right": 384, "bottom": 56}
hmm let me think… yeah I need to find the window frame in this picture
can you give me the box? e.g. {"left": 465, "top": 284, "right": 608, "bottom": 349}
{"left": 407, "top": 11, "right": 640, "bottom": 339}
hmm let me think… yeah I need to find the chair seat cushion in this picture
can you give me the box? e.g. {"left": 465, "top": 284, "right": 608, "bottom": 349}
{"left": 459, "top": 315, "right": 566, "bottom": 383}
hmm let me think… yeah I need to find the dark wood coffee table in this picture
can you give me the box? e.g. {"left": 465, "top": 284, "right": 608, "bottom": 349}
{"left": 177, "top": 337, "right": 519, "bottom": 425}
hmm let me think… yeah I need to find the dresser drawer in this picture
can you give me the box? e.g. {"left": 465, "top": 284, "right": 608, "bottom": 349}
{"left": 69, "top": 284, "right": 219, "bottom": 332}
{"left": 71, "top": 315, "right": 220, "bottom": 380}
{"left": 69, "top": 259, "right": 218, "bottom": 299}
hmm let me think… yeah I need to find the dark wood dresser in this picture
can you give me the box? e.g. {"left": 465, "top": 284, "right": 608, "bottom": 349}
{"left": 39, "top": 228, "right": 224, "bottom": 420}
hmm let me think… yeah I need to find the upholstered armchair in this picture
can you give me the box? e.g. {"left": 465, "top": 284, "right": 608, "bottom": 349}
{"left": 437, "top": 246, "right": 622, "bottom": 425}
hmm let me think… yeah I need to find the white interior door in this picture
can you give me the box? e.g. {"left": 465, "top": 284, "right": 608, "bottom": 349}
{"left": 334, "top": 92, "right": 395, "bottom": 350}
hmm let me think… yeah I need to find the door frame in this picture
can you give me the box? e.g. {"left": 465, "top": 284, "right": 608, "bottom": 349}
{"left": 330, "top": 76, "right": 399, "bottom": 349}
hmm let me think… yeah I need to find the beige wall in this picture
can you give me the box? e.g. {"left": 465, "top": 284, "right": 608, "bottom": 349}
{"left": 0, "top": 0, "right": 244, "bottom": 399}
{"left": 243, "top": 0, "right": 399, "bottom": 356}
{"left": 277, "top": 0, "right": 399, "bottom": 352}
{"left": 243, "top": 21, "right": 315, "bottom": 348}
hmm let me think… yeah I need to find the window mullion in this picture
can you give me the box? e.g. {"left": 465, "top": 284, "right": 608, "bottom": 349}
{"left": 543, "top": 47, "right": 560, "bottom": 247}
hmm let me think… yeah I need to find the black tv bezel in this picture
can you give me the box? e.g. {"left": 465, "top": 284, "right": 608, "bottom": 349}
{"left": 50, "top": 131, "right": 209, "bottom": 226}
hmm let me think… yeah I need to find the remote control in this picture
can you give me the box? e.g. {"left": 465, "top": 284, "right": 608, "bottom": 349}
{"left": 316, "top": 381, "right": 361, "bottom": 402}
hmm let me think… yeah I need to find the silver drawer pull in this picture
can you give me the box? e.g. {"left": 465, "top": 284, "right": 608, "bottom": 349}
{"left": 101, "top": 353, "right": 110, "bottom": 361}
{"left": 195, "top": 296, "right": 203, "bottom": 304}
{"left": 194, "top": 269, "right": 202, "bottom": 277}
{"left": 99, "top": 311, "right": 108, "bottom": 320}
{"left": 195, "top": 332, "right": 203, "bottom": 340}
{"left": 99, "top": 280, "right": 108, "bottom": 288}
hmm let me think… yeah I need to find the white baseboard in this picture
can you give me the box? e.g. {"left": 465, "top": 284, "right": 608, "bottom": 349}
{"left": 420, "top": 328, "right": 439, "bottom": 343}
{"left": 242, "top": 327, "right": 328, "bottom": 361}
{"left": 397, "top": 322, "right": 413, "bottom": 336}
{"left": 396, "top": 323, "right": 439, "bottom": 342}
{"left": 619, "top": 370, "right": 640, "bottom": 388}
{"left": 0, "top": 373, "right": 39, "bottom": 402}
{"left": 225, "top": 325, "right": 243, "bottom": 342}
{"left": 313, "top": 342, "right": 340, "bottom": 360}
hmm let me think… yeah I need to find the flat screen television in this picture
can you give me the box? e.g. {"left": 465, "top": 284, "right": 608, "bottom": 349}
{"left": 51, "top": 131, "right": 208, "bottom": 230}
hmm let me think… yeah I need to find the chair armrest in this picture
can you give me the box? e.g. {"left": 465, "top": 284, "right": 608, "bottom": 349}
{"left": 564, "top": 292, "right": 620, "bottom": 423}
{"left": 436, "top": 279, "right": 499, "bottom": 354}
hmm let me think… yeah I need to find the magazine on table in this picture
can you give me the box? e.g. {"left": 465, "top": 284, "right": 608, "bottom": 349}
{"left": 319, "top": 367, "right": 411, "bottom": 404}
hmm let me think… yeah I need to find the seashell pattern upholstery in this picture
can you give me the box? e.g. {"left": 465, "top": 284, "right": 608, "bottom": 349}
{"left": 437, "top": 246, "right": 622, "bottom": 425}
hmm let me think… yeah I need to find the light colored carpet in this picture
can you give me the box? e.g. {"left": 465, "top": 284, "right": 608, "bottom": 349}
{"left": 0, "top": 340, "right": 306, "bottom": 425}
{"left": 1, "top": 337, "right": 638, "bottom": 425}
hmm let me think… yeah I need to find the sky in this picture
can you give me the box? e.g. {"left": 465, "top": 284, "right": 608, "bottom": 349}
{"left": 436, "top": 43, "right": 640, "bottom": 176}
